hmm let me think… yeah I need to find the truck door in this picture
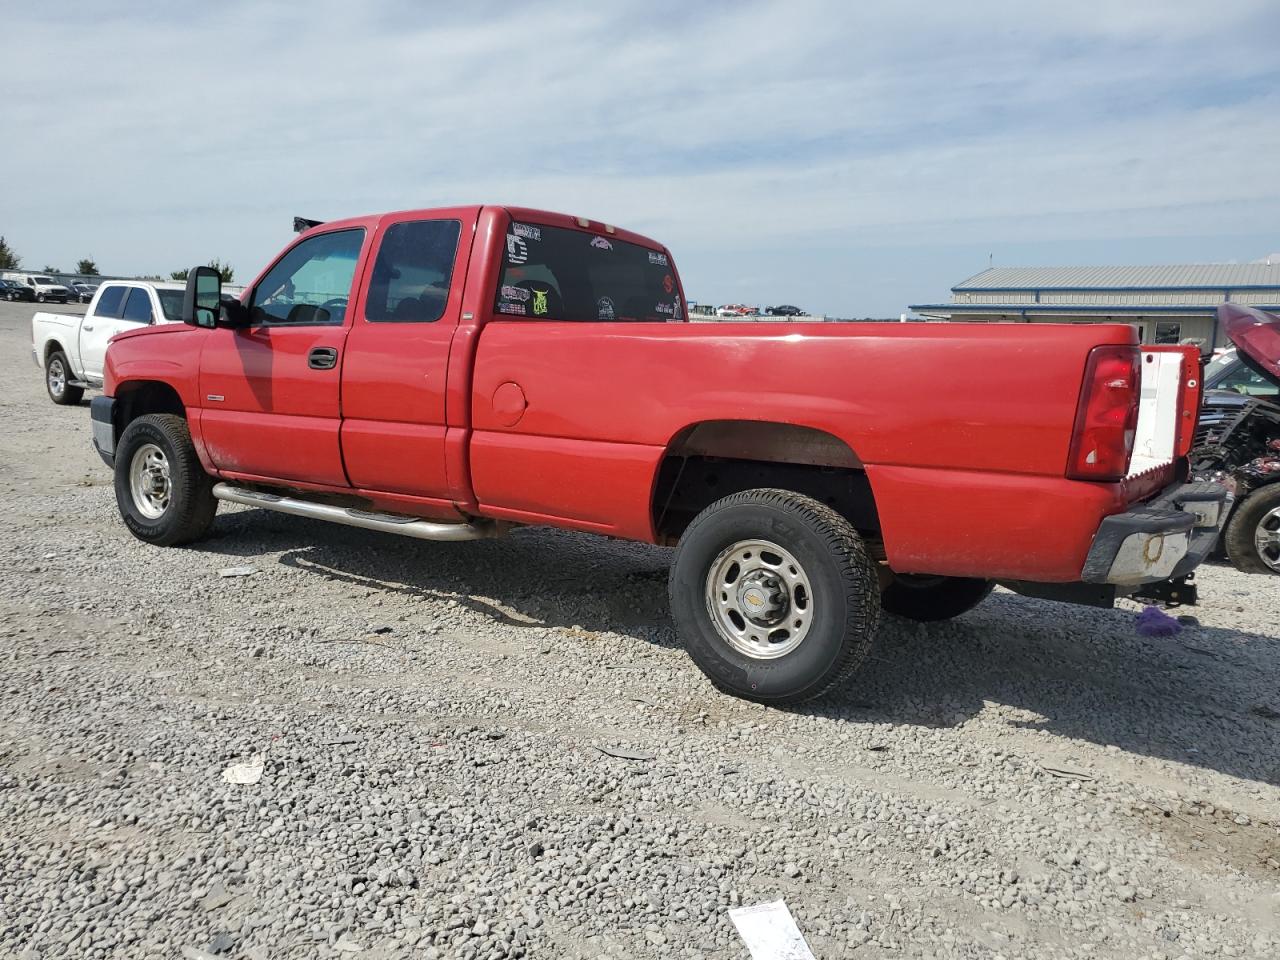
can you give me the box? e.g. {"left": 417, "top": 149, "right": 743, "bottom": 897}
{"left": 79, "top": 284, "right": 136, "bottom": 381}
{"left": 339, "top": 210, "right": 473, "bottom": 502}
{"left": 198, "top": 227, "right": 370, "bottom": 487}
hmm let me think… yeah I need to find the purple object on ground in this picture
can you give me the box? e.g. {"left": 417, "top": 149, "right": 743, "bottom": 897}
{"left": 1135, "top": 605, "right": 1182, "bottom": 637}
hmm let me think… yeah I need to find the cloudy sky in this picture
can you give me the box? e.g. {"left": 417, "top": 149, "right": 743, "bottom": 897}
{"left": 3, "top": 0, "right": 1279, "bottom": 315}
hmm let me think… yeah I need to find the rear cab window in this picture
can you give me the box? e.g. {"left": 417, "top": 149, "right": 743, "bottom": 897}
{"left": 493, "top": 220, "right": 681, "bottom": 322}
{"left": 93, "top": 285, "right": 127, "bottom": 318}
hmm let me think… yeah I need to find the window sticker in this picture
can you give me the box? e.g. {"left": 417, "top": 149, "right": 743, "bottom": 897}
{"left": 597, "top": 296, "right": 615, "bottom": 320}
{"left": 673, "top": 294, "right": 683, "bottom": 320}
{"left": 501, "top": 284, "right": 530, "bottom": 302}
{"left": 532, "top": 289, "right": 549, "bottom": 316}
{"left": 662, "top": 274, "right": 674, "bottom": 294}
{"left": 506, "top": 234, "right": 528, "bottom": 265}
{"left": 590, "top": 236, "right": 613, "bottom": 251}
{"left": 655, "top": 302, "right": 675, "bottom": 316}
{"left": 648, "top": 251, "right": 669, "bottom": 266}
{"left": 513, "top": 223, "right": 541, "bottom": 241}
{"left": 498, "top": 302, "right": 526, "bottom": 316}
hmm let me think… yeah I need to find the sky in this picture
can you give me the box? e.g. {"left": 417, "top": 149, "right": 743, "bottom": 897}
{"left": 3, "top": 0, "right": 1280, "bottom": 316}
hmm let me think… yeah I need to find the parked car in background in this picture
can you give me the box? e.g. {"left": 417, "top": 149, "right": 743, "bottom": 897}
{"left": 85, "top": 204, "right": 1226, "bottom": 704}
{"left": 21, "top": 275, "right": 71, "bottom": 303}
{"left": 767, "top": 304, "right": 804, "bottom": 316}
{"left": 716, "top": 304, "right": 751, "bottom": 317}
{"left": 30, "top": 281, "right": 185, "bottom": 405}
{"left": 1192, "top": 305, "right": 1280, "bottom": 574}
{"left": 68, "top": 281, "right": 98, "bottom": 303}
{"left": 1, "top": 279, "right": 34, "bottom": 301}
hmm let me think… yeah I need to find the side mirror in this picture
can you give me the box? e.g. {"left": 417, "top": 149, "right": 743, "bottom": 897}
{"left": 182, "top": 266, "right": 221, "bottom": 328}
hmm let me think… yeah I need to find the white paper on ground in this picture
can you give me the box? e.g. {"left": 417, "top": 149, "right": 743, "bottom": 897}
{"left": 729, "top": 899, "right": 817, "bottom": 960}
{"left": 221, "top": 755, "right": 264, "bottom": 785}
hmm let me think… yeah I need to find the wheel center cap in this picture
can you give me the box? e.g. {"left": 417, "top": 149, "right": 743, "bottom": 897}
{"left": 737, "top": 572, "right": 787, "bottom": 625}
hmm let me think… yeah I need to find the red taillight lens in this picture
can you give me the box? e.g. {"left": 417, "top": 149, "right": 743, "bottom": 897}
{"left": 1067, "top": 345, "right": 1141, "bottom": 482}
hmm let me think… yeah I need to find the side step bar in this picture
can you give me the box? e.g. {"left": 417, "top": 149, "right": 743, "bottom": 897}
{"left": 211, "top": 483, "right": 496, "bottom": 542}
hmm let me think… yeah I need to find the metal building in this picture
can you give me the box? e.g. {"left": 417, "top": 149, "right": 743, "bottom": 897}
{"left": 910, "top": 262, "right": 1280, "bottom": 349}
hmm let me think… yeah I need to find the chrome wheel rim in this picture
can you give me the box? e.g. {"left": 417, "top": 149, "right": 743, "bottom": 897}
{"left": 129, "top": 443, "right": 171, "bottom": 519}
{"left": 705, "top": 539, "right": 813, "bottom": 659}
{"left": 1256, "top": 506, "right": 1280, "bottom": 573}
{"left": 47, "top": 358, "right": 65, "bottom": 397}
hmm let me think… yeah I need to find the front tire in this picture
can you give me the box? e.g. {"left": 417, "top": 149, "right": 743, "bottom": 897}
{"left": 45, "top": 350, "right": 84, "bottom": 405}
{"left": 1224, "top": 485, "right": 1280, "bottom": 575}
{"left": 669, "top": 488, "right": 880, "bottom": 704}
{"left": 114, "top": 414, "right": 217, "bottom": 546}
{"left": 880, "top": 574, "right": 995, "bottom": 622}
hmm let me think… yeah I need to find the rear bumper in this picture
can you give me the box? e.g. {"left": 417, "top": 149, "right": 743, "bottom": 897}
{"left": 1081, "top": 481, "right": 1230, "bottom": 586}
{"left": 90, "top": 396, "right": 115, "bottom": 468}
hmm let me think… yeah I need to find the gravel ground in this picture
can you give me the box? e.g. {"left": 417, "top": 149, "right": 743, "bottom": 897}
{"left": 2, "top": 299, "right": 1278, "bottom": 960}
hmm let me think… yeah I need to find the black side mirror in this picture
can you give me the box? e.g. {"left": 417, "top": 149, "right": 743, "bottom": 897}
{"left": 182, "top": 267, "right": 221, "bottom": 328}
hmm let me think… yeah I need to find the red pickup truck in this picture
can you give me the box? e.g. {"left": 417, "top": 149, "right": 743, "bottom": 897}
{"left": 89, "top": 205, "right": 1227, "bottom": 703}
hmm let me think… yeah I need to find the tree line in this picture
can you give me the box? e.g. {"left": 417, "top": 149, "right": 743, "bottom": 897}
{"left": 0, "top": 235, "right": 232, "bottom": 282}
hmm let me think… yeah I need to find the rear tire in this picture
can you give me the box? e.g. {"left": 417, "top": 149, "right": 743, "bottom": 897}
{"left": 880, "top": 574, "right": 995, "bottom": 622}
{"left": 45, "top": 350, "right": 84, "bottom": 405}
{"left": 1224, "top": 485, "right": 1280, "bottom": 575}
{"left": 669, "top": 488, "right": 880, "bottom": 704}
{"left": 113, "top": 414, "right": 217, "bottom": 546}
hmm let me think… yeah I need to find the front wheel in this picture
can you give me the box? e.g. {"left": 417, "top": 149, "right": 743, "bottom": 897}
{"left": 113, "top": 414, "right": 217, "bottom": 546}
{"left": 880, "top": 574, "right": 995, "bottom": 622}
{"left": 669, "top": 488, "right": 880, "bottom": 704}
{"left": 1224, "top": 485, "right": 1280, "bottom": 575}
{"left": 36, "top": 293, "right": 46, "bottom": 303}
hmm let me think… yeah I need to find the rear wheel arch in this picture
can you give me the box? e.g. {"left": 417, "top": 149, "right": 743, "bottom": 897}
{"left": 651, "top": 420, "right": 880, "bottom": 544}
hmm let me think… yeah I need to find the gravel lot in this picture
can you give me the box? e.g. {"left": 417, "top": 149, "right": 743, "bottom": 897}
{"left": 2, "top": 298, "right": 1278, "bottom": 960}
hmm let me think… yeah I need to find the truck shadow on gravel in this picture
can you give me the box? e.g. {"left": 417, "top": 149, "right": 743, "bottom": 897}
{"left": 196, "top": 510, "right": 1280, "bottom": 787}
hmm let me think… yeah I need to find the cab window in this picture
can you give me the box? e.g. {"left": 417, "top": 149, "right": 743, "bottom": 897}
{"left": 121, "top": 288, "right": 153, "bottom": 324}
{"left": 93, "top": 285, "right": 126, "bottom": 318}
{"left": 365, "top": 219, "right": 461, "bottom": 323}
{"left": 250, "top": 228, "right": 365, "bottom": 326}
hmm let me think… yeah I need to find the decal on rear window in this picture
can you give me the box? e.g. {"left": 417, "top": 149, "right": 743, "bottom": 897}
{"left": 494, "top": 221, "right": 679, "bottom": 322}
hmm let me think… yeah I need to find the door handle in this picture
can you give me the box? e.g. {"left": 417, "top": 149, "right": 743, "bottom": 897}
{"left": 308, "top": 346, "right": 339, "bottom": 370}
{"left": 83, "top": 325, "right": 94, "bottom": 331}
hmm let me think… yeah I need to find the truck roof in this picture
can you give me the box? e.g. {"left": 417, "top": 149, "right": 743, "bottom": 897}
{"left": 297, "top": 205, "right": 666, "bottom": 253}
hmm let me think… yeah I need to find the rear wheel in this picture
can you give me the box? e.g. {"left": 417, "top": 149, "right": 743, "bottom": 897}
{"left": 880, "top": 574, "right": 995, "bottom": 622}
{"left": 1224, "top": 485, "right": 1280, "bottom": 575}
{"left": 45, "top": 350, "right": 84, "bottom": 405}
{"left": 113, "top": 414, "right": 217, "bottom": 546}
{"left": 669, "top": 488, "right": 880, "bottom": 704}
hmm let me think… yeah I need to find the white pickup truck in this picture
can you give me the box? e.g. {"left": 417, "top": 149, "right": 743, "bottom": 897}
{"left": 31, "top": 281, "right": 186, "bottom": 405}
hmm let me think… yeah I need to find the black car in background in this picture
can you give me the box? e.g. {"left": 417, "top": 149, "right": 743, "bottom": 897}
{"left": 68, "top": 281, "right": 97, "bottom": 303}
{"left": 1, "top": 279, "right": 34, "bottom": 302}
{"left": 766, "top": 304, "right": 804, "bottom": 316}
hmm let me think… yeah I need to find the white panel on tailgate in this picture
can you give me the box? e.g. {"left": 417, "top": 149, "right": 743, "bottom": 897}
{"left": 1128, "top": 350, "right": 1182, "bottom": 477}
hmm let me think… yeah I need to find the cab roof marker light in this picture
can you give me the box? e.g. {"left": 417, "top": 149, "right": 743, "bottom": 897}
{"left": 576, "top": 217, "right": 590, "bottom": 228}
{"left": 604, "top": 224, "right": 616, "bottom": 234}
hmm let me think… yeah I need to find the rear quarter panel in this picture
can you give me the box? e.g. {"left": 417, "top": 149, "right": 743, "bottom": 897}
{"left": 31, "top": 312, "right": 83, "bottom": 375}
{"left": 470, "top": 321, "right": 1141, "bottom": 580}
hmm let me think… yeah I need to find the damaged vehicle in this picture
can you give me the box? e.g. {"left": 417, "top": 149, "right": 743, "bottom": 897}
{"left": 1192, "top": 305, "right": 1280, "bottom": 574}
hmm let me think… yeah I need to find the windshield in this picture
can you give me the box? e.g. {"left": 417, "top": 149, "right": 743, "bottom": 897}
{"left": 35, "top": 276, "right": 56, "bottom": 285}
{"left": 493, "top": 221, "right": 681, "bottom": 322}
{"left": 156, "top": 289, "right": 184, "bottom": 322}
{"left": 1205, "top": 350, "right": 1237, "bottom": 385}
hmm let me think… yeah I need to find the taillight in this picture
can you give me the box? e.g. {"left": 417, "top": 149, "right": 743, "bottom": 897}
{"left": 1067, "top": 345, "right": 1141, "bottom": 482}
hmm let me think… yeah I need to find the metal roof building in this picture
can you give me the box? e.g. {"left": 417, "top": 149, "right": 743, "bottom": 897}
{"left": 910, "top": 262, "right": 1280, "bottom": 349}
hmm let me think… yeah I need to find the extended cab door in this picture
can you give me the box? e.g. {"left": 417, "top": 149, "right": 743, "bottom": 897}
{"left": 339, "top": 209, "right": 474, "bottom": 501}
{"left": 198, "top": 226, "right": 370, "bottom": 487}
{"left": 80, "top": 284, "right": 142, "bottom": 381}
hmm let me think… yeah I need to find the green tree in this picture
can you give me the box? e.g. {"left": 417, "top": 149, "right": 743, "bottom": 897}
{"left": 0, "top": 236, "right": 19, "bottom": 270}
{"left": 207, "top": 258, "right": 234, "bottom": 284}
{"left": 42, "top": 265, "right": 62, "bottom": 274}
{"left": 169, "top": 268, "right": 189, "bottom": 281}
{"left": 76, "top": 258, "right": 99, "bottom": 276}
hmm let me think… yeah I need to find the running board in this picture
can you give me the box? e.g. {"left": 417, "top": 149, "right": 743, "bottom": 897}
{"left": 211, "top": 483, "right": 495, "bottom": 542}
